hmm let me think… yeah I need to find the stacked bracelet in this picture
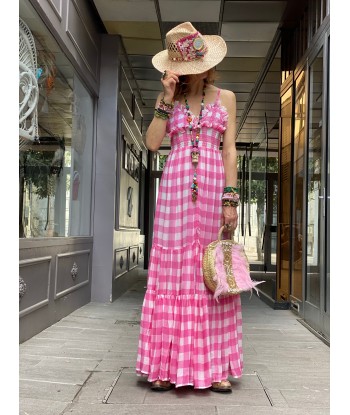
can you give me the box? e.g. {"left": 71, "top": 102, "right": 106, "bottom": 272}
{"left": 154, "top": 97, "right": 174, "bottom": 120}
{"left": 159, "top": 98, "right": 174, "bottom": 112}
{"left": 154, "top": 107, "right": 170, "bottom": 120}
{"left": 224, "top": 186, "right": 239, "bottom": 193}
{"left": 222, "top": 188, "right": 240, "bottom": 207}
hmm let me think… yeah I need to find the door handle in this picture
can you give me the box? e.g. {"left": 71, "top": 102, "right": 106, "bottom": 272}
{"left": 318, "top": 187, "right": 326, "bottom": 217}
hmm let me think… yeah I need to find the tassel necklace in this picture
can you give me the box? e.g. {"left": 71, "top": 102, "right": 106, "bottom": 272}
{"left": 184, "top": 85, "right": 206, "bottom": 202}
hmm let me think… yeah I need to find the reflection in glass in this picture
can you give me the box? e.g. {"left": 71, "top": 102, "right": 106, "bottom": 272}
{"left": 278, "top": 87, "right": 292, "bottom": 301}
{"left": 306, "top": 48, "right": 323, "bottom": 308}
{"left": 19, "top": 17, "right": 93, "bottom": 237}
{"left": 291, "top": 71, "right": 306, "bottom": 301}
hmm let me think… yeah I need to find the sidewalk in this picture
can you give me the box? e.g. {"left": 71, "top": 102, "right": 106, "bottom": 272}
{"left": 19, "top": 270, "right": 330, "bottom": 415}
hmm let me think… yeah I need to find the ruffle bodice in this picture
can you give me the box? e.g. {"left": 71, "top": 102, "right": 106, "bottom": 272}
{"left": 166, "top": 90, "right": 229, "bottom": 149}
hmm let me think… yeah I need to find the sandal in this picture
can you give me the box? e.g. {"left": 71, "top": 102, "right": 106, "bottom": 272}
{"left": 150, "top": 380, "right": 173, "bottom": 391}
{"left": 210, "top": 380, "right": 232, "bottom": 393}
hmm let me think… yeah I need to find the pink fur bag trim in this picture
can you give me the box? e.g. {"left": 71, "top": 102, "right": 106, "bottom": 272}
{"left": 231, "top": 244, "right": 264, "bottom": 293}
{"left": 212, "top": 242, "right": 264, "bottom": 300}
{"left": 213, "top": 243, "right": 230, "bottom": 300}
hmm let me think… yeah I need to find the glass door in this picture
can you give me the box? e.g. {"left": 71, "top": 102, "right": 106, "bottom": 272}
{"left": 304, "top": 43, "right": 329, "bottom": 340}
{"left": 277, "top": 86, "right": 293, "bottom": 302}
{"left": 291, "top": 70, "right": 306, "bottom": 305}
{"left": 237, "top": 150, "right": 278, "bottom": 300}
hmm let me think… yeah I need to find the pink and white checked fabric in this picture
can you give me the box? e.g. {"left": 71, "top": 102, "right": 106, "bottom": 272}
{"left": 136, "top": 89, "right": 243, "bottom": 389}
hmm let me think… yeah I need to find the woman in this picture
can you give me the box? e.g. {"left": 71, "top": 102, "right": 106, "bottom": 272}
{"left": 136, "top": 22, "right": 242, "bottom": 392}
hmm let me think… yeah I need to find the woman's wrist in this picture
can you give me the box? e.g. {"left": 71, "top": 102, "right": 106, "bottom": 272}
{"left": 163, "top": 93, "right": 174, "bottom": 103}
{"left": 221, "top": 187, "right": 240, "bottom": 207}
{"left": 154, "top": 97, "right": 174, "bottom": 120}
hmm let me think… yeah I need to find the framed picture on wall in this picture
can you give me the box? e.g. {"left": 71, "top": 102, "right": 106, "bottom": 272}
{"left": 122, "top": 136, "right": 140, "bottom": 182}
{"left": 123, "top": 136, "right": 129, "bottom": 171}
{"left": 133, "top": 158, "right": 139, "bottom": 181}
{"left": 128, "top": 153, "right": 134, "bottom": 176}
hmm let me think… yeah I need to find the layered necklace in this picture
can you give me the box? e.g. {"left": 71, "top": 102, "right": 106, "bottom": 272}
{"left": 184, "top": 85, "right": 206, "bottom": 202}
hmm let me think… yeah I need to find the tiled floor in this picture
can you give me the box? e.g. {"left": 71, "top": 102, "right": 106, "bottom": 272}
{"left": 19, "top": 272, "right": 330, "bottom": 415}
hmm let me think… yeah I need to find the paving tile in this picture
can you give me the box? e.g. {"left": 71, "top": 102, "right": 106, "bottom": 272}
{"left": 70, "top": 305, "right": 132, "bottom": 319}
{"left": 61, "top": 340, "right": 117, "bottom": 351}
{"left": 246, "top": 334, "right": 322, "bottom": 342}
{"left": 241, "top": 363, "right": 270, "bottom": 374}
{"left": 264, "top": 388, "right": 288, "bottom": 407}
{"left": 279, "top": 388, "right": 330, "bottom": 408}
{"left": 22, "top": 337, "right": 68, "bottom": 348}
{"left": 240, "top": 343, "right": 257, "bottom": 354}
{"left": 56, "top": 318, "right": 117, "bottom": 329}
{"left": 228, "top": 374, "right": 262, "bottom": 389}
{"left": 246, "top": 362, "right": 329, "bottom": 375}
{"left": 95, "top": 354, "right": 137, "bottom": 371}
{"left": 19, "top": 276, "right": 330, "bottom": 414}
{"left": 107, "top": 340, "right": 139, "bottom": 352}
{"left": 19, "top": 355, "right": 43, "bottom": 369}
{"left": 63, "top": 403, "right": 217, "bottom": 415}
{"left": 20, "top": 366, "right": 91, "bottom": 385}
{"left": 107, "top": 372, "right": 148, "bottom": 404}
{"left": 20, "top": 344, "right": 64, "bottom": 356}
{"left": 20, "top": 398, "right": 70, "bottom": 415}
{"left": 41, "top": 326, "right": 85, "bottom": 336}
{"left": 19, "top": 345, "right": 106, "bottom": 360}
{"left": 106, "top": 372, "right": 263, "bottom": 404}
{"left": 258, "top": 371, "right": 330, "bottom": 391}
{"left": 140, "top": 380, "right": 271, "bottom": 406}
{"left": 76, "top": 371, "right": 124, "bottom": 404}
{"left": 19, "top": 379, "right": 81, "bottom": 402}
{"left": 249, "top": 342, "right": 329, "bottom": 352}
{"left": 42, "top": 326, "right": 120, "bottom": 340}
{"left": 242, "top": 327, "right": 284, "bottom": 335}
{"left": 217, "top": 406, "right": 330, "bottom": 415}
{"left": 34, "top": 356, "right": 100, "bottom": 371}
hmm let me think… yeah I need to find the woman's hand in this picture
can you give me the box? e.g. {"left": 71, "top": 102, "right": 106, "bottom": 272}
{"left": 221, "top": 206, "right": 238, "bottom": 231}
{"left": 161, "top": 70, "right": 179, "bottom": 102}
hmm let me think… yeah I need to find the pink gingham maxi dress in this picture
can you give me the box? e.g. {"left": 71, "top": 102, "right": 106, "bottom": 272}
{"left": 136, "top": 89, "right": 243, "bottom": 389}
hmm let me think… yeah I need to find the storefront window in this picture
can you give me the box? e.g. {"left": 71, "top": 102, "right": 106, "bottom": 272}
{"left": 19, "top": 2, "right": 94, "bottom": 237}
{"left": 306, "top": 48, "right": 324, "bottom": 308}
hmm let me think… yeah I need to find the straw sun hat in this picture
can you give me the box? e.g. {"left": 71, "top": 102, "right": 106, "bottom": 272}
{"left": 152, "top": 22, "right": 227, "bottom": 75}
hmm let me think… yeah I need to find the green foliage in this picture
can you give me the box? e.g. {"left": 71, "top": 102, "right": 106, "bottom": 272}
{"left": 20, "top": 150, "right": 57, "bottom": 199}
{"left": 158, "top": 154, "right": 168, "bottom": 170}
{"left": 241, "top": 156, "right": 278, "bottom": 206}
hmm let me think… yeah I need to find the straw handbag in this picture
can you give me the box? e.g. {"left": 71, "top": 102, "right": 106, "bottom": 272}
{"left": 203, "top": 226, "right": 264, "bottom": 300}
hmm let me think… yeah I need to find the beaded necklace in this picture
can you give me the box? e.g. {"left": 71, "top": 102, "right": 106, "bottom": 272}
{"left": 184, "top": 85, "right": 206, "bottom": 202}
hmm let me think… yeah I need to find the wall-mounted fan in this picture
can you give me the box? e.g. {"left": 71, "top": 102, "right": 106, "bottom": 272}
{"left": 19, "top": 17, "right": 39, "bottom": 150}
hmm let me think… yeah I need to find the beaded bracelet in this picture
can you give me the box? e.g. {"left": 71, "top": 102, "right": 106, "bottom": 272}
{"left": 224, "top": 186, "right": 239, "bottom": 193}
{"left": 159, "top": 97, "right": 174, "bottom": 112}
{"left": 154, "top": 107, "right": 170, "bottom": 120}
{"left": 222, "top": 200, "right": 239, "bottom": 207}
{"left": 222, "top": 191, "right": 240, "bottom": 207}
{"left": 222, "top": 191, "right": 239, "bottom": 200}
{"left": 222, "top": 192, "right": 234, "bottom": 200}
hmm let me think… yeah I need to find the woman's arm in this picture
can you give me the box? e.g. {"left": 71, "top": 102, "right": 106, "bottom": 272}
{"left": 145, "top": 70, "right": 179, "bottom": 152}
{"left": 145, "top": 93, "right": 167, "bottom": 152}
{"left": 221, "top": 89, "right": 238, "bottom": 187}
{"left": 220, "top": 89, "right": 239, "bottom": 230}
